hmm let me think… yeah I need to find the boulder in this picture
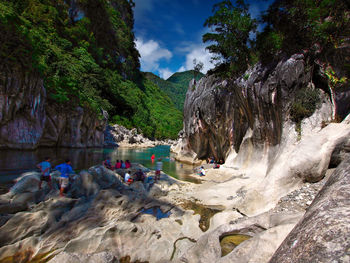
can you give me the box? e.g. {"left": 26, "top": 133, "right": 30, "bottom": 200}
{"left": 269, "top": 157, "right": 350, "bottom": 263}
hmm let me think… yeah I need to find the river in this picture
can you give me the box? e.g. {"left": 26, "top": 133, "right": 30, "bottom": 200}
{"left": 0, "top": 145, "right": 199, "bottom": 192}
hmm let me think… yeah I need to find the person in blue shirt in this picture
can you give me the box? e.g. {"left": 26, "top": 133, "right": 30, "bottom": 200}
{"left": 37, "top": 157, "right": 53, "bottom": 190}
{"left": 55, "top": 159, "right": 74, "bottom": 197}
{"left": 103, "top": 157, "right": 113, "bottom": 170}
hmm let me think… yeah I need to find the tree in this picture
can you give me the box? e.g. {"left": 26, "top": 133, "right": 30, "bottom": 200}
{"left": 193, "top": 58, "right": 204, "bottom": 84}
{"left": 259, "top": 0, "right": 350, "bottom": 57}
{"left": 203, "top": 0, "right": 257, "bottom": 76}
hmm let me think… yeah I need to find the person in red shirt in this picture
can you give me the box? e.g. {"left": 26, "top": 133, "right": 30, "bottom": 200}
{"left": 115, "top": 160, "right": 121, "bottom": 169}
{"left": 151, "top": 154, "right": 155, "bottom": 163}
{"left": 125, "top": 160, "right": 131, "bottom": 169}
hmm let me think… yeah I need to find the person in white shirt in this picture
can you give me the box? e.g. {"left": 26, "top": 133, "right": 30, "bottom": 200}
{"left": 155, "top": 158, "right": 163, "bottom": 181}
{"left": 200, "top": 166, "right": 206, "bottom": 176}
{"left": 124, "top": 171, "right": 131, "bottom": 184}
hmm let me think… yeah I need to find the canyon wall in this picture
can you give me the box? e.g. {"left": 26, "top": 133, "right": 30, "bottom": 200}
{"left": 175, "top": 53, "right": 350, "bottom": 171}
{"left": 0, "top": 70, "right": 106, "bottom": 149}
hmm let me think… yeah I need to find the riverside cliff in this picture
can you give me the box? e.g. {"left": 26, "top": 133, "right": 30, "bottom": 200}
{"left": 0, "top": 70, "right": 106, "bottom": 149}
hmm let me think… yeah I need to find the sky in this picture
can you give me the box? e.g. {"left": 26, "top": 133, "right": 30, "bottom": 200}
{"left": 133, "top": 0, "right": 274, "bottom": 79}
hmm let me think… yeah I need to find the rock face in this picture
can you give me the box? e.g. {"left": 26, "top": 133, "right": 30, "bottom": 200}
{"left": 104, "top": 123, "right": 174, "bottom": 148}
{"left": 0, "top": 70, "right": 106, "bottom": 149}
{"left": 178, "top": 53, "right": 337, "bottom": 163}
{"left": 178, "top": 212, "right": 303, "bottom": 263}
{"left": 269, "top": 157, "right": 350, "bottom": 263}
{"left": 0, "top": 70, "right": 46, "bottom": 149}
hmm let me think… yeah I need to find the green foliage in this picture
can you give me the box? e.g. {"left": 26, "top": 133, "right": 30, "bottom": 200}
{"left": 257, "top": 0, "right": 350, "bottom": 60}
{"left": 203, "top": 0, "right": 257, "bottom": 76}
{"left": 0, "top": 0, "right": 181, "bottom": 139}
{"left": 110, "top": 78, "right": 183, "bottom": 139}
{"left": 145, "top": 71, "right": 204, "bottom": 112}
{"left": 290, "top": 87, "right": 321, "bottom": 124}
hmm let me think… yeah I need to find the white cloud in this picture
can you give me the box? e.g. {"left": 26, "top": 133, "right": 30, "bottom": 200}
{"left": 135, "top": 38, "right": 172, "bottom": 72}
{"left": 158, "top": 68, "right": 174, "bottom": 79}
{"left": 177, "top": 66, "right": 186, "bottom": 72}
{"left": 180, "top": 44, "right": 216, "bottom": 74}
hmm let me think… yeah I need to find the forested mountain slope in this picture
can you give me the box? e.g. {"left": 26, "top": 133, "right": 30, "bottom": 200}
{"left": 145, "top": 70, "right": 204, "bottom": 111}
{"left": 0, "top": 0, "right": 182, "bottom": 148}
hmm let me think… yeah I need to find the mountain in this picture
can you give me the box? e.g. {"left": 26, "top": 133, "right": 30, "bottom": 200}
{"left": 167, "top": 70, "right": 204, "bottom": 86}
{"left": 145, "top": 70, "right": 204, "bottom": 111}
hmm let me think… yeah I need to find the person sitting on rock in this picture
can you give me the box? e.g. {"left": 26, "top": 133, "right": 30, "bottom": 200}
{"left": 37, "top": 157, "right": 53, "bottom": 190}
{"left": 125, "top": 160, "right": 131, "bottom": 169}
{"left": 115, "top": 160, "right": 121, "bottom": 169}
{"left": 134, "top": 169, "right": 145, "bottom": 183}
{"left": 124, "top": 170, "right": 133, "bottom": 185}
{"left": 121, "top": 160, "right": 126, "bottom": 169}
{"left": 199, "top": 166, "right": 206, "bottom": 176}
{"left": 103, "top": 157, "right": 113, "bottom": 170}
{"left": 55, "top": 159, "right": 74, "bottom": 197}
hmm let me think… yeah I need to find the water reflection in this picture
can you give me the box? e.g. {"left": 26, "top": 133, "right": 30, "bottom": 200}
{"left": 0, "top": 145, "right": 199, "bottom": 186}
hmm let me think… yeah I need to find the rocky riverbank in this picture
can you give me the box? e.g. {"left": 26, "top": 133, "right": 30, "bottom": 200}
{"left": 104, "top": 124, "right": 175, "bottom": 148}
{"left": 0, "top": 151, "right": 349, "bottom": 263}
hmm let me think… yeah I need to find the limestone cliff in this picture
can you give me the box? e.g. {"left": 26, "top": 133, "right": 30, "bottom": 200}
{"left": 175, "top": 53, "right": 349, "bottom": 168}
{"left": 0, "top": 70, "right": 106, "bottom": 149}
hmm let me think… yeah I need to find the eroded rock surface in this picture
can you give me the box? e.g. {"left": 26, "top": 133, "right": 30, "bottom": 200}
{"left": 269, "top": 157, "right": 350, "bottom": 263}
{"left": 0, "top": 70, "right": 106, "bottom": 149}
{"left": 177, "top": 212, "right": 303, "bottom": 263}
{"left": 0, "top": 166, "right": 203, "bottom": 263}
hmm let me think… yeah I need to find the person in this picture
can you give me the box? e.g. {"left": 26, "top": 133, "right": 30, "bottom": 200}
{"left": 134, "top": 169, "right": 145, "bottom": 183}
{"left": 103, "top": 157, "right": 113, "bottom": 170}
{"left": 199, "top": 166, "right": 206, "bottom": 176}
{"left": 125, "top": 160, "right": 131, "bottom": 169}
{"left": 124, "top": 170, "right": 133, "bottom": 185}
{"left": 55, "top": 159, "right": 74, "bottom": 197}
{"left": 37, "top": 157, "right": 53, "bottom": 190}
{"left": 155, "top": 158, "right": 163, "bottom": 181}
{"left": 151, "top": 153, "right": 155, "bottom": 163}
{"left": 121, "top": 160, "right": 126, "bottom": 169}
{"left": 115, "top": 160, "right": 121, "bottom": 169}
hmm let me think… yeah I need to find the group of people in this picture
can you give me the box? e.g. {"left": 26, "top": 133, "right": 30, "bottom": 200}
{"left": 206, "top": 157, "right": 224, "bottom": 169}
{"left": 36, "top": 154, "right": 165, "bottom": 196}
{"left": 103, "top": 157, "right": 131, "bottom": 170}
{"left": 37, "top": 157, "right": 74, "bottom": 197}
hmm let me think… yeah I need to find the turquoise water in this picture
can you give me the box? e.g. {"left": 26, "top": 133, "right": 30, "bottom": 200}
{"left": 0, "top": 145, "right": 199, "bottom": 187}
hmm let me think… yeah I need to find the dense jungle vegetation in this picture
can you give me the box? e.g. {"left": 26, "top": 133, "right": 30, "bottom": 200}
{"left": 0, "top": 0, "right": 182, "bottom": 139}
{"left": 145, "top": 70, "right": 204, "bottom": 111}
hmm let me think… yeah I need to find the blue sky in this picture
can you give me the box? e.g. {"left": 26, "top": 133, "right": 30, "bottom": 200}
{"left": 134, "top": 0, "right": 274, "bottom": 79}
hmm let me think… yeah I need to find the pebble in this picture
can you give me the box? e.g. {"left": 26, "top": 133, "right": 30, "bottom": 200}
{"left": 273, "top": 174, "right": 329, "bottom": 213}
